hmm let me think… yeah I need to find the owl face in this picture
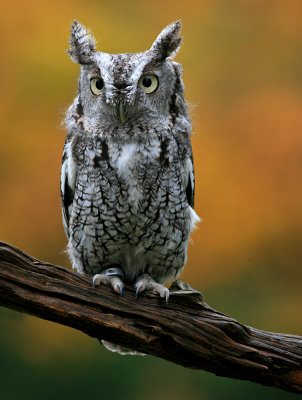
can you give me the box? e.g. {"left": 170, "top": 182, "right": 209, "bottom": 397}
{"left": 68, "top": 21, "right": 183, "bottom": 128}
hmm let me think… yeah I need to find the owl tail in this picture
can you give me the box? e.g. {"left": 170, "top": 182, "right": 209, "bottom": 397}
{"left": 101, "top": 340, "right": 146, "bottom": 356}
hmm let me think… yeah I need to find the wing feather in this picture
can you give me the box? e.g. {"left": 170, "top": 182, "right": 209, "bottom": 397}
{"left": 60, "top": 140, "right": 77, "bottom": 238}
{"left": 184, "top": 152, "right": 195, "bottom": 209}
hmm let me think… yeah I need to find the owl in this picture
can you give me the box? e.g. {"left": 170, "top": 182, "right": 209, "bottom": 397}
{"left": 61, "top": 20, "right": 199, "bottom": 303}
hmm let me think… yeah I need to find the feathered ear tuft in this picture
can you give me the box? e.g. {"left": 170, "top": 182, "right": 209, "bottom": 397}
{"left": 68, "top": 20, "right": 96, "bottom": 64}
{"left": 150, "top": 20, "right": 182, "bottom": 62}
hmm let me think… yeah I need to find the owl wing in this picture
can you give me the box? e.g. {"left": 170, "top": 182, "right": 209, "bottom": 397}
{"left": 60, "top": 140, "right": 77, "bottom": 238}
{"left": 185, "top": 151, "right": 195, "bottom": 209}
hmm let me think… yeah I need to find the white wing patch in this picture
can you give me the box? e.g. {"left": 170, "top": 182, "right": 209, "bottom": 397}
{"left": 188, "top": 206, "right": 201, "bottom": 232}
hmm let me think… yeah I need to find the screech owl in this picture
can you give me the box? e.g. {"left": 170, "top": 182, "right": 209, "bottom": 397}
{"left": 61, "top": 20, "right": 200, "bottom": 304}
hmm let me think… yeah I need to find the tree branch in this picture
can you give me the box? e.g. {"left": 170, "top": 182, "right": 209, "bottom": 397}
{"left": 0, "top": 241, "right": 301, "bottom": 393}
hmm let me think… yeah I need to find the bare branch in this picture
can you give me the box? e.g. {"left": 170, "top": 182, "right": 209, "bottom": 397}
{"left": 0, "top": 241, "right": 301, "bottom": 393}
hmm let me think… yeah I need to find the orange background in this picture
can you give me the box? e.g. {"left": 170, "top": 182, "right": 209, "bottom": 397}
{"left": 0, "top": 1, "right": 301, "bottom": 399}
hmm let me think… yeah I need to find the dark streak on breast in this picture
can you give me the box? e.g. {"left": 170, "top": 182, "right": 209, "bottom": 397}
{"left": 159, "top": 139, "right": 169, "bottom": 167}
{"left": 93, "top": 140, "right": 109, "bottom": 167}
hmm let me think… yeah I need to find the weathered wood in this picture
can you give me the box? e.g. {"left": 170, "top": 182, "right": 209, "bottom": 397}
{"left": 0, "top": 241, "right": 301, "bottom": 393}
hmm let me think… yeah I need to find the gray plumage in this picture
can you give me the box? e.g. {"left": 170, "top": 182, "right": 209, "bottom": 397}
{"left": 61, "top": 20, "right": 199, "bottom": 305}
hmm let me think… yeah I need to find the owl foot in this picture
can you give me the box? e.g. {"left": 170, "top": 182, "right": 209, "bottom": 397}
{"left": 134, "top": 274, "right": 169, "bottom": 303}
{"left": 92, "top": 267, "right": 124, "bottom": 296}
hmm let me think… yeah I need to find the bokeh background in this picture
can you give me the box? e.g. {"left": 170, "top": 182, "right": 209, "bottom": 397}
{"left": 0, "top": 0, "right": 301, "bottom": 399}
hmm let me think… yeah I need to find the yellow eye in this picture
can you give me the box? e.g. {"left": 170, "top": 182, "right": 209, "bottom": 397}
{"left": 138, "top": 74, "right": 158, "bottom": 94}
{"left": 90, "top": 77, "right": 104, "bottom": 95}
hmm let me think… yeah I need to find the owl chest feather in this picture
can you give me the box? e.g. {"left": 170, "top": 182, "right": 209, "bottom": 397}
{"left": 82, "top": 137, "right": 163, "bottom": 209}
{"left": 113, "top": 140, "right": 162, "bottom": 207}
{"left": 73, "top": 134, "right": 185, "bottom": 238}
{"left": 71, "top": 135, "right": 188, "bottom": 277}
{"left": 114, "top": 142, "right": 145, "bottom": 207}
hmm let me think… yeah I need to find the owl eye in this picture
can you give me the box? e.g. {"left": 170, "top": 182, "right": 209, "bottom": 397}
{"left": 138, "top": 74, "right": 158, "bottom": 94}
{"left": 90, "top": 78, "right": 104, "bottom": 95}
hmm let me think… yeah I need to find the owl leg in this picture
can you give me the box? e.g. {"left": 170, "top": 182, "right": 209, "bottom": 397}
{"left": 134, "top": 273, "right": 169, "bottom": 303}
{"left": 92, "top": 267, "right": 124, "bottom": 296}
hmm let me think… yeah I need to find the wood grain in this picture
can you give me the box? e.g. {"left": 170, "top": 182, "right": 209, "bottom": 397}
{"left": 0, "top": 241, "right": 301, "bottom": 393}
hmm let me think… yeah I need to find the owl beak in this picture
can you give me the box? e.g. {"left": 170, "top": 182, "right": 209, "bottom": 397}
{"left": 118, "top": 102, "right": 125, "bottom": 124}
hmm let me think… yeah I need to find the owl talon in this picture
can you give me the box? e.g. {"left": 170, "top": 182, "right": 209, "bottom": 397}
{"left": 158, "top": 286, "right": 170, "bottom": 303}
{"left": 134, "top": 274, "right": 169, "bottom": 302}
{"left": 112, "top": 281, "right": 123, "bottom": 295}
{"left": 135, "top": 284, "right": 144, "bottom": 298}
{"left": 92, "top": 272, "right": 124, "bottom": 296}
{"left": 115, "top": 282, "right": 124, "bottom": 296}
{"left": 135, "top": 279, "right": 148, "bottom": 298}
{"left": 92, "top": 274, "right": 104, "bottom": 288}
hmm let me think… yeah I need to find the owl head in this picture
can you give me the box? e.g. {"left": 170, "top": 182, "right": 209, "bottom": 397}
{"left": 68, "top": 20, "right": 189, "bottom": 132}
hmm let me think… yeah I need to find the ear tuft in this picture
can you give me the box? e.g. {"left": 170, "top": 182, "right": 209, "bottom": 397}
{"left": 150, "top": 20, "right": 182, "bottom": 62}
{"left": 68, "top": 20, "right": 96, "bottom": 64}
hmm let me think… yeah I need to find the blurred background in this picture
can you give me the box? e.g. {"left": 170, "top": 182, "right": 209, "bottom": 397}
{"left": 0, "top": 0, "right": 301, "bottom": 398}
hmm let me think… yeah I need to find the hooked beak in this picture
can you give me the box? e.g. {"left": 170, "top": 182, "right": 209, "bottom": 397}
{"left": 119, "top": 102, "right": 125, "bottom": 124}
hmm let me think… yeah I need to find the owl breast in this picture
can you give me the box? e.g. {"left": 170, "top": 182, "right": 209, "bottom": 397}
{"left": 66, "top": 131, "right": 195, "bottom": 284}
{"left": 114, "top": 141, "right": 154, "bottom": 208}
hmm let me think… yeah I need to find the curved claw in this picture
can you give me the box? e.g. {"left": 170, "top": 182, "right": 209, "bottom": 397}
{"left": 92, "top": 273, "right": 124, "bottom": 296}
{"left": 112, "top": 280, "right": 124, "bottom": 296}
{"left": 165, "top": 290, "right": 170, "bottom": 304}
{"left": 134, "top": 274, "right": 170, "bottom": 302}
{"left": 118, "top": 283, "right": 124, "bottom": 296}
